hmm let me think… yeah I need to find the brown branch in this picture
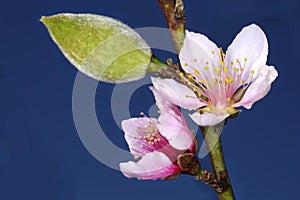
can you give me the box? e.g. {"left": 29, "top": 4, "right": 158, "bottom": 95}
{"left": 197, "top": 170, "right": 230, "bottom": 194}
{"left": 157, "top": 0, "right": 186, "bottom": 53}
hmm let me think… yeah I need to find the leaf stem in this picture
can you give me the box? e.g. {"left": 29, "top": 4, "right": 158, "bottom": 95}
{"left": 147, "top": 55, "right": 169, "bottom": 74}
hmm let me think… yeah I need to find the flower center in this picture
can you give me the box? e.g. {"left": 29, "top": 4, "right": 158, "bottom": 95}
{"left": 180, "top": 47, "right": 254, "bottom": 108}
{"left": 134, "top": 119, "right": 169, "bottom": 152}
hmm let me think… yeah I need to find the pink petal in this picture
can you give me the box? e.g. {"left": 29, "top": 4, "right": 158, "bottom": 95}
{"left": 150, "top": 86, "right": 178, "bottom": 122}
{"left": 151, "top": 77, "right": 204, "bottom": 110}
{"left": 157, "top": 117, "right": 194, "bottom": 151}
{"left": 150, "top": 87, "right": 195, "bottom": 151}
{"left": 119, "top": 151, "right": 180, "bottom": 180}
{"left": 121, "top": 117, "right": 165, "bottom": 157}
{"left": 189, "top": 112, "right": 229, "bottom": 127}
{"left": 235, "top": 65, "right": 278, "bottom": 109}
{"left": 149, "top": 87, "right": 183, "bottom": 123}
{"left": 179, "top": 30, "right": 220, "bottom": 85}
{"left": 225, "top": 24, "right": 268, "bottom": 84}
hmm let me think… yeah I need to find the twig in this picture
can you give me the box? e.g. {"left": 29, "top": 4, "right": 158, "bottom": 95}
{"left": 157, "top": 0, "right": 186, "bottom": 53}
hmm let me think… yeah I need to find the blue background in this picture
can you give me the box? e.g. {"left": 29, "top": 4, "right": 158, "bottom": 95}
{"left": 1, "top": 0, "right": 300, "bottom": 199}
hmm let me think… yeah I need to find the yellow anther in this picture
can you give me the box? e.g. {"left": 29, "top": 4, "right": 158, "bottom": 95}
{"left": 224, "top": 67, "right": 228, "bottom": 73}
{"left": 211, "top": 50, "right": 215, "bottom": 55}
{"left": 200, "top": 79, "right": 205, "bottom": 83}
{"left": 244, "top": 57, "right": 248, "bottom": 62}
{"left": 185, "top": 94, "right": 189, "bottom": 98}
{"left": 187, "top": 74, "right": 193, "bottom": 79}
{"left": 227, "top": 97, "right": 231, "bottom": 103}
{"left": 217, "top": 67, "right": 222, "bottom": 74}
{"left": 236, "top": 75, "right": 240, "bottom": 79}
{"left": 205, "top": 61, "right": 209, "bottom": 65}
{"left": 218, "top": 53, "right": 221, "bottom": 58}
{"left": 204, "top": 66, "right": 209, "bottom": 70}
{"left": 251, "top": 70, "right": 255, "bottom": 75}
{"left": 194, "top": 58, "right": 198, "bottom": 62}
{"left": 206, "top": 81, "right": 211, "bottom": 89}
{"left": 193, "top": 87, "right": 197, "bottom": 92}
{"left": 194, "top": 69, "right": 200, "bottom": 75}
{"left": 213, "top": 78, "right": 218, "bottom": 84}
{"left": 219, "top": 60, "right": 225, "bottom": 67}
{"left": 225, "top": 76, "right": 230, "bottom": 83}
{"left": 179, "top": 72, "right": 184, "bottom": 77}
{"left": 241, "top": 67, "right": 244, "bottom": 71}
{"left": 236, "top": 59, "right": 240, "bottom": 63}
{"left": 184, "top": 63, "right": 188, "bottom": 67}
{"left": 241, "top": 80, "right": 245, "bottom": 84}
{"left": 230, "top": 62, "right": 233, "bottom": 67}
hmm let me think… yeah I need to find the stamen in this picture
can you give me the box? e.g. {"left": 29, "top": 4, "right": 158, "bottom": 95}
{"left": 219, "top": 60, "right": 225, "bottom": 67}
{"left": 213, "top": 78, "right": 218, "bottom": 84}
{"left": 224, "top": 67, "right": 228, "bottom": 73}
{"left": 140, "top": 112, "right": 146, "bottom": 116}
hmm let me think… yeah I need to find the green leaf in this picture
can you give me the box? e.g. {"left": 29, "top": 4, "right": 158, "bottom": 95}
{"left": 41, "top": 13, "right": 153, "bottom": 83}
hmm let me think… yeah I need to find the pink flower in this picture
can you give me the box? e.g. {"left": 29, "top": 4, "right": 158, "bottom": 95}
{"left": 152, "top": 24, "right": 278, "bottom": 126}
{"left": 119, "top": 87, "right": 195, "bottom": 180}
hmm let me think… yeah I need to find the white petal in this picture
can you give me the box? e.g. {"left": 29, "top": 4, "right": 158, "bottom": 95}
{"left": 122, "top": 117, "right": 156, "bottom": 137}
{"left": 157, "top": 116, "right": 194, "bottom": 150}
{"left": 149, "top": 86, "right": 178, "bottom": 123}
{"left": 151, "top": 77, "right": 204, "bottom": 110}
{"left": 179, "top": 30, "right": 220, "bottom": 83}
{"left": 121, "top": 117, "right": 158, "bottom": 157}
{"left": 150, "top": 87, "right": 195, "bottom": 150}
{"left": 235, "top": 65, "right": 278, "bottom": 109}
{"left": 189, "top": 112, "right": 229, "bottom": 127}
{"left": 225, "top": 24, "right": 268, "bottom": 82}
{"left": 119, "top": 151, "right": 179, "bottom": 180}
